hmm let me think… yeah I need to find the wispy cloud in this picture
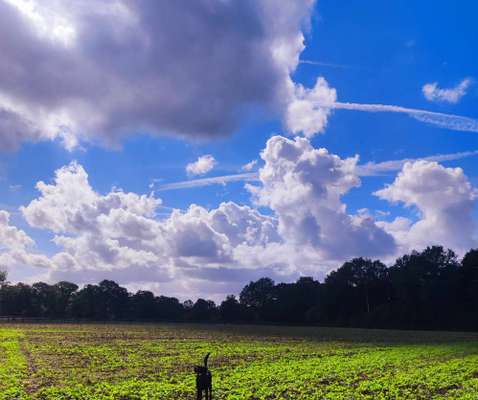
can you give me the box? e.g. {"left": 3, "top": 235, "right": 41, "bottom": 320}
{"left": 299, "top": 60, "right": 357, "bottom": 69}
{"left": 155, "top": 150, "right": 478, "bottom": 191}
{"left": 241, "top": 160, "right": 258, "bottom": 172}
{"left": 334, "top": 101, "right": 478, "bottom": 133}
{"left": 8, "top": 184, "right": 22, "bottom": 192}
{"left": 155, "top": 172, "right": 259, "bottom": 191}
{"left": 357, "top": 150, "right": 478, "bottom": 176}
{"left": 422, "top": 78, "right": 473, "bottom": 104}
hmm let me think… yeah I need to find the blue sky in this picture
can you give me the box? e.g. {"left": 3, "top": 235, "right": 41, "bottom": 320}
{"left": 0, "top": 0, "right": 477, "bottom": 299}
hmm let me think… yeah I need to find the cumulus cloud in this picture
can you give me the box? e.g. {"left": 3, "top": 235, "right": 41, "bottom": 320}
{"left": 0, "top": 210, "right": 33, "bottom": 250}
{"left": 285, "top": 77, "right": 337, "bottom": 137}
{"left": 21, "top": 163, "right": 173, "bottom": 276}
{"left": 155, "top": 150, "right": 478, "bottom": 191}
{"left": 0, "top": 0, "right": 314, "bottom": 150}
{"left": 0, "top": 209, "right": 52, "bottom": 273}
{"left": 422, "top": 78, "right": 473, "bottom": 104}
{"left": 7, "top": 134, "right": 400, "bottom": 296}
{"left": 186, "top": 155, "right": 217, "bottom": 176}
{"left": 5, "top": 141, "right": 478, "bottom": 298}
{"left": 16, "top": 162, "right": 286, "bottom": 295}
{"left": 247, "top": 135, "right": 396, "bottom": 258}
{"left": 284, "top": 79, "right": 478, "bottom": 138}
{"left": 375, "top": 161, "right": 477, "bottom": 253}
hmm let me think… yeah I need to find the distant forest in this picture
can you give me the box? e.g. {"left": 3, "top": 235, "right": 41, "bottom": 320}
{"left": 1, "top": 246, "right": 477, "bottom": 331}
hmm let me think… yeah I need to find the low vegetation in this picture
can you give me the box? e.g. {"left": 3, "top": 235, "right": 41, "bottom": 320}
{"left": 1, "top": 323, "right": 478, "bottom": 399}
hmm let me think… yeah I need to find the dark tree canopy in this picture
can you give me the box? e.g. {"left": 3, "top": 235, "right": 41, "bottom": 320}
{"left": 0, "top": 245, "right": 477, "bottom": 331}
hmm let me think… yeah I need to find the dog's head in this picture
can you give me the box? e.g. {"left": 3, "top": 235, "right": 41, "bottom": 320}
{"left": 194, "top": 366, "right": 206, "bottom": 375}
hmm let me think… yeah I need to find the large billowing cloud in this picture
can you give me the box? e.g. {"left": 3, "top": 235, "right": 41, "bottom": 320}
{"left": 3, "top": 139, "right": 477, "bottom": 299}
{"left": 247, "top": 135, "right": 396, "bottom": 258}
{"left": 4, "top": 0, "right": 476, "bottom": 152}
{"left": 17, "top": 162, "right": 284, "bottom": 296}
{"left": 4, "top": 135, "right": 395, "bottom": 297}
{"left": 0, "top": 0, "right": 314, "bottom": 150}
{"left": 375, "top": 161, "right": 477, "bottom": 254}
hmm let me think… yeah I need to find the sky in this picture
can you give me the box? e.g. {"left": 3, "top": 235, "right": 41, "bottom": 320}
{"left": 0, "top": 0, "right": 477, "bottom": 300}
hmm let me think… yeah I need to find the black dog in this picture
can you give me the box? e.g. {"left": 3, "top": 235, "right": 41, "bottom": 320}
{"left": 194, "top": 352, "right": 212, "bottom": 400}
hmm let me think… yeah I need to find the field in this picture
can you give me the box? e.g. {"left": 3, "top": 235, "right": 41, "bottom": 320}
{"left": 1, "top": 324, "right": 478, "bottom": 399}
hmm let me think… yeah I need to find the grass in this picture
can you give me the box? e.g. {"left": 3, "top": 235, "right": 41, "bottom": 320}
{"left": 0, "top": 323, "right": 477, "bottom": 399}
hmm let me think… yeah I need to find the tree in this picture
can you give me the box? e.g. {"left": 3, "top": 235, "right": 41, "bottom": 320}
{"left": 389, "top": 246, "right": 460, "bottom": 329}
{"left": 0, "top": 244, "right": 476, "bottom": 329}
{"left": 0, "top": 270, "right": 7, "bottom": 286}
{"left": 272, "top": 277, "right": 321, "bottom": 323}
{"left": 462, "top": 249, "right": 478, "bottom": 329}
{"left": 1, "top": 283, "right": 34, "bottom": 316}
{"left": 240, "top": 278, "right": 276, "bottom": 321}
{"left": 190, "top": 299, "right": 217, "bottom": 322}
{"left": 97, "top": 280, "right": 130, "bottom": 320}
{"left": 31, "top": 282, "right": 56, "bottom": 317}
{"left": 53, "top": 281, "right": 79, "bottom": 318}
{"left": 130, "top": 290, "right": 156, "bottom": 320}
{"left": 0, "top": 270, "right": 7, "bottom": 315}
{"left": 157, "top": 296, "right": 183, "bottom": 320}
{"left": 70, "top": 284, "right": 101, "bottom": 319}
{"left": 325, "top": 258, "right": 389, "bottom": 324}
{"left": 219, "top": 295, "right": 242, "bottom": 322}
{"left": 239, "top": 278, "right": 275, "bottom": 309}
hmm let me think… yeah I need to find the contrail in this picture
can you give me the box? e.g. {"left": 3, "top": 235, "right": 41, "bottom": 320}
{"left": 155, "top": 150, "right": 478, "bottom": 191}
{"left": 300, "top": 60, "right": 357, "bottom": 69}
{"left": 155, "top": 172, "right": 259, "bottom": 191}
{"left": 357, "top": 150, "right": 478, "bottom": 176}
{"left": 334, "top": 102, "right": 478, "bottom": 133}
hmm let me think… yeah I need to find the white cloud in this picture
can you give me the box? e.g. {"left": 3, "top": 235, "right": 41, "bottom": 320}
{"left": 10, "top": 135, "right": 397, "bottom": 296}
{"left": 8, "top": 184, "right": 22, "bottom": 192}
{"left": 285, "top": 77, "right": 337, "bottom": 137}
{"left": 3, "top": 142, "right": 477, "bottom": 299}
{"left": 334, "top": 101, "right": 478, "bottom": 133}
{"left": 157, "top": 173, "right": 259, "bottom": 191}
{"left": 241, "top": 160, "right": 258, "bottom": 172}
{"left": 0, "top": 210, "right": 33, "bottom": 250}
{"left": 357, "top": 150, "right": 478, "bottom": 176}
{"left": 15, "top": 161, "right": 285, "bottom": 295}
{"left": 186, "top": 155, "right": 217, "bottom": 176}
{"left": 422, "top": 78, "right": 472, "bottom": 104}
{"left": 0, "top": 209, "right": 52, "bottom": 274}
{"left": 1, "top": 0, "right": 477, "bottom": 152}
{"left": 375, "top": 160, "right": 477, "bottom": 254}
{"left": 0, "top": 0, "right": 315, "bottom": 150}
{"left": 154, "top": 150, "right": 478, "bottom": 191}
{"left": 21, "top": 162, "right": 169, "bottom": 275}
{"left": 247, "top": 135, "right": 396, "bottom": 259}
{"left": 156, "top": 173, "right": 259, "bottom": 191}
{"left": 284, "top": 78, "right": 478, "bottom": 138}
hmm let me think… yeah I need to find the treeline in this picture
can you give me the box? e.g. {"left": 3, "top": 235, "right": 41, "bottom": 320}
{"left": 0, "top": 246, "right": 477, "bottom": 330}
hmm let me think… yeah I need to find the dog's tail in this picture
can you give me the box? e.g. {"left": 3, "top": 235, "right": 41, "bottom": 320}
{"left": 204, "top": 352, "right": 211, "bottom": 369}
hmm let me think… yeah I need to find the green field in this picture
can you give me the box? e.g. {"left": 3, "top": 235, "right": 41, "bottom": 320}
{"left": 1, "top": 324, "right": 478, "bottom": 399}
